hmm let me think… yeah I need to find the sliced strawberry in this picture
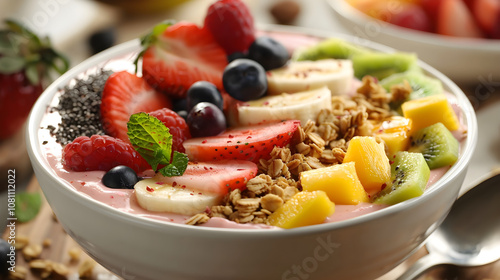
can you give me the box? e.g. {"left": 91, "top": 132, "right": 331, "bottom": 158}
{"left": 141, "top": 22, "right": 227, "bottom": 99}
{"left": 183, "top": 120, "right": 301, "bottom": 162}
{"left": 472, "top": 0, "right": 500, "bottom": 38}
{"left": 437, "top": 0, "right": 485, "bottom": 38}
{"left": 389, "top": 3, "right": 433, "bottom": 32}
{"left": 155, "top": 160, "right": 257, "bottom": 195}
{"left": 100, "top": 71, "right": 172, "bottom": 142}
{"left": 204, "top": 0, "right": 256, "bottom": 55}
{"left": 421, "top": 0, "right": 443, "bottom": 25}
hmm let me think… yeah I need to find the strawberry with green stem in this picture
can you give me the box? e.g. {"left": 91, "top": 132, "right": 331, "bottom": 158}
{"left": 0, "top": 19, "right": 69, "bottom": 140}
{"left": 135, "top": 21, "right": 227, "bottom": 99}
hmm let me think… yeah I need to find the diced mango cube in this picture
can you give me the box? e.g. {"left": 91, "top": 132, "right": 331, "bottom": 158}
{"left": 268, "top": 191, "right": 335, "bottom": 229}
{"left": 300, "top": 162, "right": 369, "bottom": 205}
{"left": 401, "top": 94, "right": 459, "bottom": 133}
{"left": 373, "top": 116, "right": 412, "bottom": 155}
{"left": 343, "top": 136, "right": 391, "bottom": 194}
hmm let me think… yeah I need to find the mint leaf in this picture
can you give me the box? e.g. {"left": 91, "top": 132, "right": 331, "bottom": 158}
{"left": 127, "top": 112, "right": 172, "bottom": 170}
{"left": 15, "top": 192, "right": 42, "bottom": 222}
{"left": 127, "top": 112, "right": 188, "bottom": 177}
{"left": 159, "top": 151, "right": 189, "bottom": 177}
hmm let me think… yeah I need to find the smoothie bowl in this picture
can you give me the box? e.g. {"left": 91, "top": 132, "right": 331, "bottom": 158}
{"left": 26, "top": 2, "right": 476, "bottom": 279}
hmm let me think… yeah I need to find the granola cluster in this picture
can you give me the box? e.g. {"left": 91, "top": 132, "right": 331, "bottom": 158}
{"left": 7, "top": 235, "right": 99, "bottom": 280}
{"left": 187, "top": 76, "right": 407, "bottom": 226}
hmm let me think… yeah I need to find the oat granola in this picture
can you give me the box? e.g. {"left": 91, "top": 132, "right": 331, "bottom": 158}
{"left": 187, "top": 77, "right": 395, "bottom": 226}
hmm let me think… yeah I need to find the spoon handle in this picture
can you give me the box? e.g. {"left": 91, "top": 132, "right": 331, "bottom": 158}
{"left": 396, "top": 253, "right": 446, "bottom": 280}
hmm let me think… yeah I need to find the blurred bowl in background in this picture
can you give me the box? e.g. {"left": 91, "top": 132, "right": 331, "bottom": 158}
{"left": 95, "top": 0, "right": 191, "bottom": 14}
{"left": 327, "top": 0, "right": 500, "bottom": 85}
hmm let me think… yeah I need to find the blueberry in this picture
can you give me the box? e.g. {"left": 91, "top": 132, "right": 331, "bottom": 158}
{"left": 102, "top": 166, "right": 139, "bottom": 189}
{"left": 247, "top": 36, "right": 290, "bottom": 71}
{"left": 227, "top": 51, "right": 247, "bottom": 63}
{"left": 186, "top": 81, "right": 223, "bottom": 112}
{"left": 222, "top": 59, "right": 267, "bottom": 102}
{"left": 172, "top": 98, "right": 188, "bottom": 112}
{"left": 176, "top": 110, "right": 188, "bottom": 120}
{"left": 0, "top": 239, "right": 9, "bottom": 276}
{"left": 88, "top": 27, "right": 116, "bottom": 55}
{"left": 187, "top": 102, "right": 226, "bottom": 137}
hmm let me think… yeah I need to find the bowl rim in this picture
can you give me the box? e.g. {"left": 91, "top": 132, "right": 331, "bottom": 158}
{"left": 327, "top": 0, "right": 500, "bottom": 51}
{"left": 26, "top": 24, "right": 478, "bottom": 236}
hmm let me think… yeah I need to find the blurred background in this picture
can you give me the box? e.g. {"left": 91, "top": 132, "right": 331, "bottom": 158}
{"left": 0, "top": 0, "right": 344, "bottom": 66}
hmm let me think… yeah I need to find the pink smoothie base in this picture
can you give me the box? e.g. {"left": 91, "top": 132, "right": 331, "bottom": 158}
{"left": 37, "top": 30, "right": 466, "bottom": 230}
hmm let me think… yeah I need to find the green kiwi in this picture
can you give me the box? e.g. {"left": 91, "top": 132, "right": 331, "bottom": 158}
{"left": 351, "top": 52, "right": 419, "bottom": 80}
{"left": 380, "top": 71, "right": 443, "bottom": 100}
{"left": 408, "top": 122, "right": 459, "bottom": 169}
{"left": 373, "top": 151, "right": 430, "bottom": 205}
{"left": 292, "top": 38, "right": 371, "bottom": 61}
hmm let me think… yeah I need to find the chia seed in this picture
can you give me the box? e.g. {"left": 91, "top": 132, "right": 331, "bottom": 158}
{"left": 48, "top": 70, "right": 113, "bottom": 145}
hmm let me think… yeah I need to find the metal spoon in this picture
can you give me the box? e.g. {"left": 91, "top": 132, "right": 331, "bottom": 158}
{"left": 397, "top": 174, "right": 500, "bottom": 279}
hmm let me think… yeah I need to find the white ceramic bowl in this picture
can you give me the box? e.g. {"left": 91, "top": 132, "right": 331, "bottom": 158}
{"left": 27, "top": 26, "right": 477, "bottom": 280}
{"left": 327, "top": 0, "right": 500, "bottom": 85}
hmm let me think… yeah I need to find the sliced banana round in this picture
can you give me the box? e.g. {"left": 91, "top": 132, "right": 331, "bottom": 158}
{"left": 267, "top": 59, "right": 353, "bottom": 95}
{"left": 237, "top": 86, "right": 332, "bottom": 126}
{"left": 135, "top": 178, "right": 221, "bottom": 215}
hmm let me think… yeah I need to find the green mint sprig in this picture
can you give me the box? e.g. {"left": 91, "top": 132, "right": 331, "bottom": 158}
{"left": 127, "top": 112, "right": 188, "bottom": 177}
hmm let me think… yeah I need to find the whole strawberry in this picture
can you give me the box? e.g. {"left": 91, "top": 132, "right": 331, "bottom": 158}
{"left": 0, "top": 20, "right": 69, "bottom": 140}
{"left": 204, "top": 0, "right": 256, "bottom": 55}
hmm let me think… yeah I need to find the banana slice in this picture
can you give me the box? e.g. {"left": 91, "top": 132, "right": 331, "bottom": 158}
{"left": 267, "top": 59, "right": 353, "bottom": 95}
{"left": 237, "top": 86, "right": 332, "bottom": 126}
{"left": 135, "top": 178, "right": 221, "bottom": 215}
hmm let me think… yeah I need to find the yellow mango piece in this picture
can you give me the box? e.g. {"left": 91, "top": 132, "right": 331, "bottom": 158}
{"left": 268, "top": 191, "right": 335, "bottom": 229}
{"left": 373, "top": 116, "right": 412, "bottom": 155}
{"left": 300, "top": 162, "right": 369, "bottom": 205}
{"left": 401, "top": 94, "right": 459, "bottom": 134}
{"left": 343, "top": 136, "right": 391, "bottom": 193}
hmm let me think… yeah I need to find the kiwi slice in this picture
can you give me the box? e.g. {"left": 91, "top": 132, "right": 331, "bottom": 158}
{"left": 373, "top": 151, "right": 430, "bottom": 205}
{"left": 380, "top": 71, "right": 443, "bottom": 101}
{"left": 293, "top": 38, "right": 371, "bottom": 61}
{"left": 351, "top": 52, "right": 419, "bottom": 80}
{"left": 408, "top": 122, "right": 459, "bottom": 169}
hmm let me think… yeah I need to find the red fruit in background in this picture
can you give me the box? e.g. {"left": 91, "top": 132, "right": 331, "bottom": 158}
{"left": 183, "top": 120, "right": 300, "bottom": 163}
{"left": 100, "top": 71, "right": 172, "bottom": 142}
{"left": 0, "top": 20, "right": 68, "bottom": 140}
{"left": 437, "top": 0, "right": 484, "bottom": 38}
{"left": 472, "top": 0, "right": 500, "bottom": 38}
{"left": 140, "top": 22, "right": 227, "bottom": 99}
{"left": 0, "top": 72, "right": 43, "bottom": 139}
{"left": 389, "top": 3, "right": 433, "bottom": 32}
{"left": 420, "top": 0, "right": 443, "bottom": 27}
{"left": 148, "top": 108, "right": 191, "bottom": 153}
{"left": 62, "top": 135, "right": 150, "bottom": 172}
{"left": 204, "top": 0, "right": 256, "bottom": 55}
{"left": 491, "top": 16, "right": 500, "bottom": 39}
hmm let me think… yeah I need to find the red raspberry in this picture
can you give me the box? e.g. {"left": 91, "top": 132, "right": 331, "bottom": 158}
{"left": 204, "top": 0, "right": 255, "bottom": 55}
{"left": 62, "top": 135, "right": 150, "bottom": 172}
{"left": 148, "top": 108, "right": 191, "bottom": 153}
